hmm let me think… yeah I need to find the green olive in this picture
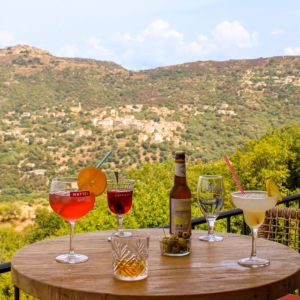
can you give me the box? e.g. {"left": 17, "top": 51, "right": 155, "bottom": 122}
{"left": 182, "top": 232, "right": 190, "bottom": 239}
{"left": 172, "top": 244, "right": 180, "bottom": 253}
{"left": 178, "top": 238, "right": 187, "bottom": 247}
{"left": 169, "top": 235, "right": 178, "bottom": 241}
{"left": 160, "top": 234, "right": 190, "bottom": 255}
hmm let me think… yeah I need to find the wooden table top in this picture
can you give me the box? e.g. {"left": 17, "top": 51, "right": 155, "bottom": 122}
{"left": 12, "top": 229, "right": 300, "bottom": 300}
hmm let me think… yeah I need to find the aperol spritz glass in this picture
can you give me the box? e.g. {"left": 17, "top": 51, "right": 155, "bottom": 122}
{"left": 49, "top": 177, "right": 95, "bottom": 264}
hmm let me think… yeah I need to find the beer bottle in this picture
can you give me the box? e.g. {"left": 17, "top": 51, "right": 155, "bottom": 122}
{"left": 169, "top": 151, "right": 192, "bottom": 237}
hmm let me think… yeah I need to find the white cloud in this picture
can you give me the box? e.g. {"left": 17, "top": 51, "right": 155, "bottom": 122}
{"left": 284, "top": 46, "right": 300, "bottom": 55}
{"left": 213, "top": 21, "right": 258, "bottom": 49}
{"left": 0, "top": 30, "right": 15, "bottom": 46}
{"left": 86, "top": 37, "right": 111, "bottom": 57}
{"left": 110, "top": 19, "right": 259, "bottom": 69}
{"left": 58, "top": 44, "right": 79, "bottom": 57}
{"left": 115, "top": 32, "right": 132, "bottom": 43}
{"left": 58, "top": 39, "right": 113, "bottom": 61}
{"left": 184, "top": 34, "right": 215, "bottom": 56}
{"left": 271, "top": 29, "right": 284, "bottom": 36}
{"left": 137, "top": 19, "right": 183, "bottom": 42}
{"left": 56, "top": 19, "right": 259, "bottom": 70}
{"left": 111, "top": 19, "right": 186, "bottom": 69}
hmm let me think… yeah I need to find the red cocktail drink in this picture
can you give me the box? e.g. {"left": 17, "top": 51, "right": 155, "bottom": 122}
{"left": 107, "top": 190, "right": 133, "bottom": 215}
{"left": 107, "top": 179, "right": 135, "bottom": 237}
{"left": 49, "top": 191, "right": 95, "bottom": 222}
{"left": 49, "top": 177, "right": 100, "bottom": 264}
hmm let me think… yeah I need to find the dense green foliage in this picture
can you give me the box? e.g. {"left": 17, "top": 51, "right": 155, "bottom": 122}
{"left": 1, "top": 122, "right": 300, "bottom": 298}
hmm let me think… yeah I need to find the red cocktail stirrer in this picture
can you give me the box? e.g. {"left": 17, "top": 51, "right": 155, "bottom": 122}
{"left": 224, "top": 155, "right": 245, "bottom": 194}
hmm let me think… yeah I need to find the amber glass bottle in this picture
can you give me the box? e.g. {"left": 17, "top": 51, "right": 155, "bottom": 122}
{"left": 169, "top": 151, "right": 192, "bottom": 237}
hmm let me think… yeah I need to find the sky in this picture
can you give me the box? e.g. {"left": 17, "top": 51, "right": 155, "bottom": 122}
{"left": 0, "top": 0, "right": 300, "bottom": 70}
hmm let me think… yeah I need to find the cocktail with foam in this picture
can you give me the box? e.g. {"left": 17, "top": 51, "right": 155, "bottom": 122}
{"left": 231, "top": 187, "right": 279, "bottom": 268}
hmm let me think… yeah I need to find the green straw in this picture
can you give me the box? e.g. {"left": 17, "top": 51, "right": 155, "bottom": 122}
{"left": 96, "top": 151, "right": 112, "bottom": 168}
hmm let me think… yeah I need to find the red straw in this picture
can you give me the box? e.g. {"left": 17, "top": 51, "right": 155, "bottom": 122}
{"left": 224, "top": 155, "right": 245, "bottom": 194}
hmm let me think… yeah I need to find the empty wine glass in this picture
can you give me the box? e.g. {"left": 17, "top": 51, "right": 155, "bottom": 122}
{"left": 197, "top": 175, "right": 224, "bottom": 242}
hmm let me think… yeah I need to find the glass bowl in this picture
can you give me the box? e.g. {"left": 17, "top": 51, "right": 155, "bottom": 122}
{"left": 159, "top": 235, "right": 191, "bottom": 256}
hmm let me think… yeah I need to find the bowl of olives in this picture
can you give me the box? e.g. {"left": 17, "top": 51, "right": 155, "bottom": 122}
{"left": 160, "top": 232, "right": 191, "bottom": 256}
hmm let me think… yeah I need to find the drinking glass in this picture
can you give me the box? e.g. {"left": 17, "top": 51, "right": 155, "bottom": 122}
{"left": 111, "top": 233, "right": 149, "bottom": 281}
{"left": 231, "top": 191, "right": 277, "bottom": 268}
{"left": 197, "top": 175, "right": 224, "bottom": 242}
{"left": 49, "top": 177, "right": 95, "bottom": 264}
{"left": 107, "top": 179, "right": 135, "bottom": 237}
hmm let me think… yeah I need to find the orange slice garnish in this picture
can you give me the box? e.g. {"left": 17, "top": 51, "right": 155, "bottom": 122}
{"left": 266, "top": 179, "right": 282, "bottom": 202}
{"left": 77, "top": 166, "right": 107, "bottom": 196}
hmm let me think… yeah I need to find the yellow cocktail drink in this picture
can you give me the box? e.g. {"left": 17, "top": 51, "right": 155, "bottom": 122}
{"left": 231, "top": 191, "right": 277, "bottom": 268}
{"left": 232, "top": 191, "right": 277, "bottom": 228}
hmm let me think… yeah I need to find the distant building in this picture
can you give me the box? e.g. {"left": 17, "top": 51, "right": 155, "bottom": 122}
{"left": 25, "top": 163, "right": 36, "bottom": 169}
{"left": 70, "top": 102, "right": 82, "bottom": 113}
{"left": 216, "top": 109, "right": 237, "bottom": 116}
{"left": 35, "top": 137, "right": 47, "bottom": 144}
{"left": 152, "top": 132, "right": 164, "bottom": 143}
{"left": 5, "top": 128, "right": 23, "bottom": 136}
{"left": 54, "top": 112, "right": 66, "bottom": 117}
{"left": 66, "top": 130, "right": 76, "bottom": 135}
{"left": 28, "top": 169, "right": 47, "bottom": 176}
{"left": 21, "top": 112, "right": 31, "bottom": 118}
{"left": 75, "top": 129, "right": 92, "bottom": 137}
{"left": 97, "top": 119, "right": 114, "bottom": 131}
{"left": 220, "top": 103, "right": 229, "bottom": 109}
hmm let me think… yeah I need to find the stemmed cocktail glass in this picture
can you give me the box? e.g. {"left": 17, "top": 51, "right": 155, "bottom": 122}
{"left": 197, "top": 175, "right": 224, "bottom": 242}
{"left": 231, "top": 191, "right": 277, "bottom": 268}
{"left": 107, "top": 178, "right": 135, "bottom": 237}
{"left": 49, "top": 177, "right": 95, "bottom": 264}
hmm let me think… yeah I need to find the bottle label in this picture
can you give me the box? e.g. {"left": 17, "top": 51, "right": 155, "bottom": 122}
{"left": 170, "top": 198, "right": 191, "bottom": 235}
{"left": 175, "top": 163, "right": 186, "bottom": 177}
{"left": 70, "top": 191, "right": 90, "bottom": 197}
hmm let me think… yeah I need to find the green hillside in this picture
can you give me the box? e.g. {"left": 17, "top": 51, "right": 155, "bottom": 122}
{"left": 0, "top": 44, "right": 300, "bottom": 197}
{"left": 1, "top": 121, "right": 300, "bottom": 298}
{"left": 1, "top": 45, "right": 300, "bottom": 112}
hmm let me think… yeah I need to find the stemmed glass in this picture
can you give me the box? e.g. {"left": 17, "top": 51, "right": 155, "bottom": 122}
{"left": 231, "top": 191, "right": 277, "bottom": 268}
{"left": 197, "top": 175, "right": 224, "bottom": 242}
{"left": 107, "top": 178, "right": 135, "bottom": 237}
{"left": 49, "top": 177, "right": 95, "bottom": 264}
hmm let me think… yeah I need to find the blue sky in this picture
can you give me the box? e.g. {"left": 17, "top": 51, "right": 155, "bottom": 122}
{"left": 0, "top": 0, "right": 300, "bottom": 70}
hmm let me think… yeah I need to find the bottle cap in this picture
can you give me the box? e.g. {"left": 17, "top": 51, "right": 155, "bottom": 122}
{"left": 175, "top": 151, "right": 185, "bottom": 162}
{"left": 175, "top": 151, "right": 185, "bottom": 155}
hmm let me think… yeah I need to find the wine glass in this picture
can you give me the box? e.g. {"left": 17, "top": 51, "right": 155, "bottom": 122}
{"left": 231, "top": 191, "right": 277, "bottom": 268}
{"left": 49, "top": 177, "right": 95, "bottom": 264}
{"left": 107, "top": 178, "right": 134, "bottom": 237}
{"left": 197, "top": 175, "right": 224, "bottom": 242}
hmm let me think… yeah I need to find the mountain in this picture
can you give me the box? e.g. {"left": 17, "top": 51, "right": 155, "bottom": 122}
{"left": 1, "top": 44, "right": 300, "bottom": 111}
{"left": 0, "top": 44, "right": 300, "bottom": 196}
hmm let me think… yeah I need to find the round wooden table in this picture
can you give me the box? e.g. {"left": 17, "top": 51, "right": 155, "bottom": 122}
{"left": 11, "top": 229, "right": 300, "bottom": 300}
